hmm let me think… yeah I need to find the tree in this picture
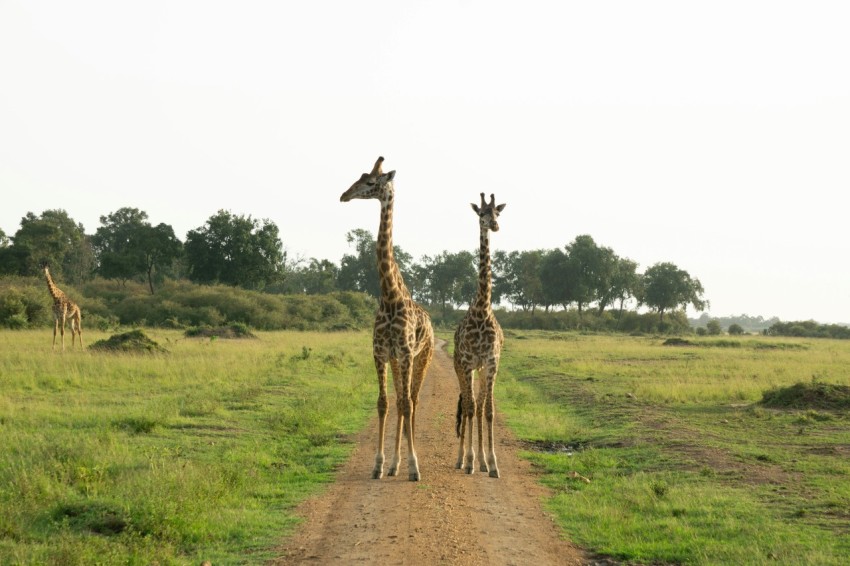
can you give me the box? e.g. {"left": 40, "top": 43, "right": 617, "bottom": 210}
{"left": 493, "top": 249, "right": 544, "bottom": 313}
{"left": 642, "top": 262, "right": 707, "bottom": 325}
{"left": 337, "top": 229, "right": 412, "bottom": 298}
{"left": 609, "top": 257, "right": 641, "bottom": 328}
{"left": 278, "top": 258, "right": 339, "bottom": 294}
{"left": 706, "top": 319, "right": 722, "bottom": 335}
{"left": 5, "top": 210, "right": 92, "bottom": 283}
{"left": 422, "top": 250, "right": 476, "bottom": 315}
{"left": 139, "top": 223, "right": 182, "bottom": 294}
{"left": 564, "top": 235, "right": 611, "bottom": 320}
{"left": 592, "top": 245, "right": 621, "bottom": 314}
{"left": 727, "top": 323, "right": 744, "bottom": 336}
{"left": 184, "top": 210, "right": 284, "bottom": 289}
{"left": 91, "top": 208, "right": 182, "bottom": 293}
{"left": 539, "top": 247, "right": 570, "bottom": 311}
{"left": 91, "top": 208, "right": 149, "bottom": 286}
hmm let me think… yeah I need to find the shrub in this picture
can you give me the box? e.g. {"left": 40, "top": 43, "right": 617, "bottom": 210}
{"left": 765, "top": 320, "right": 850, "bottom": 339}
{"left": 728, "top": 323, "right": 744, "bottom": 335}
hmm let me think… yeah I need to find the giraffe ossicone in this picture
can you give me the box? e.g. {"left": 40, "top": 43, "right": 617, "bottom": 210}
{"left": 340, "top": 156, "right": 435, "bottom": 481}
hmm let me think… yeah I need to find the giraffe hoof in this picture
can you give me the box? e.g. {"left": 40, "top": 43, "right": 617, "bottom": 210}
{"left": 455, "top": 462, "right": 463, "bottom": 470}
{"left": 480, "top": 464, "right": 489, "bottom": 473}
{"left": 489, "top": 469, "right": 501, "bottom": 479}
{"left": 372, "top": 469, "right": 383, "bottom": 479}
{"left": 464, "top": 466, "right": 474, "bottom": 475}
{"left": 387, "top": 468, "right": 398, "bottom": 477}
{"left": 409, "top": 472, "right": 420, "bottom": 481}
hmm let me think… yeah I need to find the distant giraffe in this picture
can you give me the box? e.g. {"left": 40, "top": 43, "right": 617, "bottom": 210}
{"left": 454, "top": 193, "right": 506, "bottom": 477}
{"left": 43, "top": 265, "right": 83, "bottom": 351}
{"left": 340, "top": 156, "right": 435, "bottom": 481}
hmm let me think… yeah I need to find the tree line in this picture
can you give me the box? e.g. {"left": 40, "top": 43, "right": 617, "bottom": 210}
{"left": 0, "top": 207, "right": 708, "bottom": 328}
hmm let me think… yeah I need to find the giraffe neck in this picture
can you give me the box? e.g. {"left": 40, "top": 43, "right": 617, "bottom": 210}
{"left": 473, "top": 228, "right": 493, "bottom": 311}
{"left": 44, "top": 271, "right": 65, "bottom": 302}
{"left": 377, "top": 193, "right": 407, "bottom": 302}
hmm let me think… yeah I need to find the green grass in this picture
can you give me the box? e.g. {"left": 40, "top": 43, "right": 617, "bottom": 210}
{"left": 0, "top": 329, "right": 376, "bottom": 565}
{"left": 498, "top": 330, "right": 850, "bottom": 565}
{"left": 6, "top": 328, "right": 850, "bottom": 564}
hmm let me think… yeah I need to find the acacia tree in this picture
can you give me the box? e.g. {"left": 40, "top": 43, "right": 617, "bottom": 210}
{"left": 337, "top": 229, "right": 412, "bottom": 298}
{"left": 184, "top": 210, "right": 284, "bottom": 289}
{"left": 564, "top": 235, "right": 611, "bottom": 320}
{"left": 91, "top": 208, "right": 148, "bottom": 286}
{"left": 493, "top": 249, "right": 545, "bottom": 313}
{"left": 276, "top": 258, "right": 339, "bottom": 295}
{"left": 539, "top": 247, "right": 570, "bottom": 311}
{"left": 608, "top": 257, "right": 641, "bottom": 328}
{"left": 92, "top": 208, "right": 181, "bottom": 293}
{"left": 139, "top": 223, "right": 182, "bottom": 294}
{"left": 642, "top": 262, "right": 707, "bottom": 325}
{"left": 421, "top": 250, "right": 476, "bottom": 316}
{"left": 4, "top": 210, "right": 92, "bottom": 283}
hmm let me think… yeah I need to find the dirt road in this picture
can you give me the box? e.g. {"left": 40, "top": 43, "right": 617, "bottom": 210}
{"left": 272, "top": 340, "right": 587, "bottom": 565}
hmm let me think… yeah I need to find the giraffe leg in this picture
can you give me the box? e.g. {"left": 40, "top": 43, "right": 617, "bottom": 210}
{"left": 455, "top": 393, "right": 466, "bottom": 469}
{"left": 410, "top": 342, "right": 432, "bottom": 443}
{"left": 463, "top": 369, "right": 477, "bottom": 474}
{"left": 476, "top": 374, "right": 489, "bottom": 473}
{"left": 387, "top": 359, "right": 403, "bottom": 476}
{"left": 396, "top": 357, "right": 419, "bottom": 481}
{"left": 73, "top": 314, "right": 83, "bottom": 349}
{"left": 454, "top": 357, "right": 467, "bottom": 469}
{"left": 373, "top": 357, "right": 389, "bottom": 479}
{"left": 484, "top": 361, "right": 500, "bottom": 478}
{"left": 52, "top": 318, "right": 59, "bottom": 351}
{"left": 60, "top": 315, "right": 67, "bottom": 352}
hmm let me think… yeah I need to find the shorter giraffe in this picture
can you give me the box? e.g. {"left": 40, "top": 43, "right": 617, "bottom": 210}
{"left": 454, "top": 193, "right": 506, "bottom": 478}
{"left": 43, "top": 265, "right": 83, "bottom": 351}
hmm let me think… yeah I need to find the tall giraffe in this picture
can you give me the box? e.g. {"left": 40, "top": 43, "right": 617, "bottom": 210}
{"left": 43, "top": 265, "right": 83, "bottom": 351}
{"left": 340, "top": 156, "right": 435, "bottom": 481}
{"left": 454, "top": 193, "right": 506, "bottom": 478}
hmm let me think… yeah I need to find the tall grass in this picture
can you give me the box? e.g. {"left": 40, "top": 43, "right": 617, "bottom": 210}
{"left": 498, "top": 331, "right": 850, "bottom": 564}
{"left": 0, "top": 329, "right": 376, "bottom": 564}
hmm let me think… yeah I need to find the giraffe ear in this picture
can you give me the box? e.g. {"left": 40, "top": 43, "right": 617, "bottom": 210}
{"left": 496, "top": 203, "right": 506, "bottom": 212}
{"left": 386, "top": 170, "right": 396, "bottom": 181}
{"left": 471, "top": 203, "right": 480, "bottom": 214}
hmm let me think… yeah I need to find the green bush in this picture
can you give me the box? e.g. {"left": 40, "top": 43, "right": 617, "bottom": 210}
{"left": 728, "top": 323, "right": 744, "bottom": 335}
{"left": 765, "top": 320, "right": 850, "bottom": 339}
{"left": 0, "top": 282, "right": 52, "bottom": 329}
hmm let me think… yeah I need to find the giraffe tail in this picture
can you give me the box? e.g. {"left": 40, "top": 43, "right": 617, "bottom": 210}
{"left": 455, "top": 394, "right": 463, "bottom": 438}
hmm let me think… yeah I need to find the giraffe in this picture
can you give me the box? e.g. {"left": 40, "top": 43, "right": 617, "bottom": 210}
{"left": 43, "top": 265, "right": 83, "bottom": 351}
{"left": 340, "top": 156, "right": 435, "bottom": 481}
{"left": 454, "top": 193, "right": 506, "bottom": 478}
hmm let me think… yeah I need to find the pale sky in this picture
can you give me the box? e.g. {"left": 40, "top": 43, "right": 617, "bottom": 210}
{"left": 1, "top": 1, "right": 848, "bottom": 324}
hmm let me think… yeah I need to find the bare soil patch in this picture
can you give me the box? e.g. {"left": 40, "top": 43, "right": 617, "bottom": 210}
{"left": 271, "top": 340, "right": 588, "bottom": 565}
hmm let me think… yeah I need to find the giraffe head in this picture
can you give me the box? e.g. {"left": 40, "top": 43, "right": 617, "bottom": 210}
{"left": 471, "top": 193, "right": 506, "bottom": 232}
{"left": 340, "top": 156, "right": 396, "bottom": 203}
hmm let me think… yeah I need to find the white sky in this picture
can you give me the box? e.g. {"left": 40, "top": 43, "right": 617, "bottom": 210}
{"left": 1, "top": 1, "right": 848, "bottom": 323}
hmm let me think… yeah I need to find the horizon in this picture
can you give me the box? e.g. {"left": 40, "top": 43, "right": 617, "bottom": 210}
{"left": 2, "top": 1, "right": 848, "bottom": 324}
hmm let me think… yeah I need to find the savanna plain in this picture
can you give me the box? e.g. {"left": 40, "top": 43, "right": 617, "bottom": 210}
{"left": 1, "top": 329, "right": 849, "bottom": 565}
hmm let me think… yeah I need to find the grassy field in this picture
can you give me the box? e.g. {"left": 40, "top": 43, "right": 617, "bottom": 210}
{"left": 4, "top": 328, "right": 850, "bottom": 564}
{"left": 496, "top": 331, "right": 850, "bottom": 564}
{"left": 0, "top": 329, "right": 376, "bottom": 565}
